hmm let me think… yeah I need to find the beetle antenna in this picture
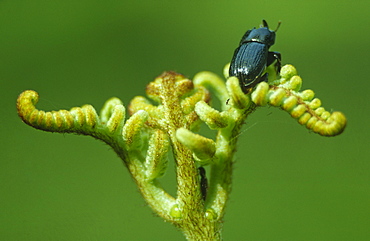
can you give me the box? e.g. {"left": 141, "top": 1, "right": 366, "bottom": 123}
{"left": 275, "top": 21, "right": 282, "bottom": 32}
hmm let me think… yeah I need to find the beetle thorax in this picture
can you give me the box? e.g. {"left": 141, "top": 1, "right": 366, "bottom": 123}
{"left": 242, "top": 28, "right": 276, "bottom": 46}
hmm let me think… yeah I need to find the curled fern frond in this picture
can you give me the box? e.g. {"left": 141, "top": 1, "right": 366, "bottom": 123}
{"left": 250, "top": 65, "right": 347, "bottom": 136}
{"left": 17, "top": 90, "right": 100, "bottom": 134}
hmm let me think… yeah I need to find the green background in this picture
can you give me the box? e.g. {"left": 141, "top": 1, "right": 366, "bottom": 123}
{"left": 1, "top": 0, "right": 369, "bottom": 240}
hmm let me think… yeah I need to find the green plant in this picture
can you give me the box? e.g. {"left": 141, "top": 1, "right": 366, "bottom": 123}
{"left": 17, "top": 63, "right": 346, "bottom": 240}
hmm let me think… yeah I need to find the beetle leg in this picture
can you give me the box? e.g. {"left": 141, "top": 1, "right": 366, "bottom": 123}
{"left": 267, "top": 51, "right": 281, "bottom": 74}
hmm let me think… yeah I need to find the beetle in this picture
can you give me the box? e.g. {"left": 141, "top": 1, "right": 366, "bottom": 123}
{"left": 198, "top": 167, "right": 208, "bottom": 201}
{"left": 229, "top": 20, "right": 281, "bottom": 93}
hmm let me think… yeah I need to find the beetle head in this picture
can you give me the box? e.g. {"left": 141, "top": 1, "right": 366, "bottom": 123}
{"left": 239, "top": 20, "right": 281, "bottom": 47}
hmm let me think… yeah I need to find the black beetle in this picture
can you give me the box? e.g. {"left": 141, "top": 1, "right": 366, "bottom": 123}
{"left": 198, "top": 167, "right": 208, "bottom": 201}
{"left": 229, "top": 20, "right": 281, "bottom": 93}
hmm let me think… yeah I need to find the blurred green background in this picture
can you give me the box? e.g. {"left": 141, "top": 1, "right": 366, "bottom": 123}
{"left": 1, "top": 0, "right": 369, "bottom": 240}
